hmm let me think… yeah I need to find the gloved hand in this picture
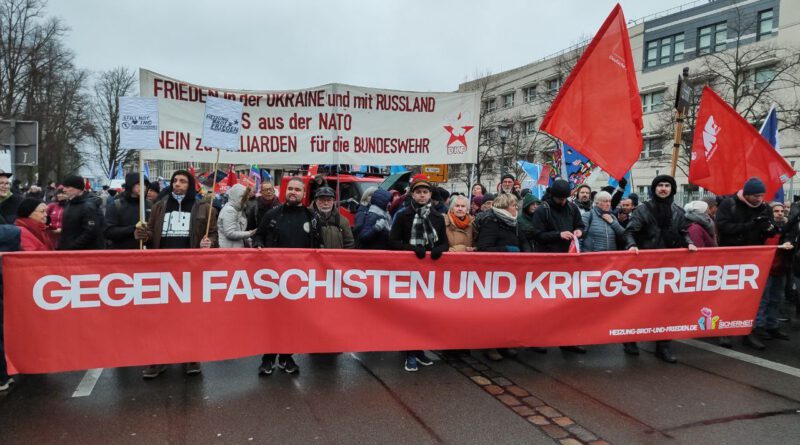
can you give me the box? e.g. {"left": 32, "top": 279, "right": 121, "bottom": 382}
{"left": 506, "top": 245, "right": 521, "bottom": 252}
{"left": 414, "top": 245, "right": 426, "bottom": 259}
{"left": 618, "top": 177, "right": 628, "bottom": 189}
{"left": 753, "top": 215, "right": 772, "bottom": 232}
{"left": 431, "top": 248, "right": 443, "bottom": 260}
{"left": 375, "top": 218, "right": 389, "bottom": 232}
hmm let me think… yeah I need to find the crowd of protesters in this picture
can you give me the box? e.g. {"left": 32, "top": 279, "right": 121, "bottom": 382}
{"left": 0, "top": 167, "right": 798, "bottom": 390}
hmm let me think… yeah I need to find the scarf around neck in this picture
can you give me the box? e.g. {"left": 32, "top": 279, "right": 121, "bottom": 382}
{"left": 491, "top": 207, "right": 517, "bottom": 227}
{"left": 410, "top": 202, "right": 438, "bottom": 247}
{"left": 448, "top": 208, "right": 473, "bottom": 230}
{"left": 15, "top": 217, "right": 53, "bottom": 250}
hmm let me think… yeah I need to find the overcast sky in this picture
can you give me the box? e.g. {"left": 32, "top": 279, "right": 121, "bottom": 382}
{"left": 48, "top": 0, "right": 693, "bottom": 92}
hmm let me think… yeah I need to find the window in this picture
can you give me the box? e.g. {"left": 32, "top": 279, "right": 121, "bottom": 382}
{"left": 637, "top": 185, "right": 649, "bottom": 201}
{"left": 523, "top": 86, "right": 537, "bottom": 102}
{"left": 502, "top": 93, "right": 514, "bottom": 108}
{"left": 645, "top": 33, "right": 684, "bottom": 68}
{"left": 483, "top": 99, "right": 496, "bottom": 113}
{"left": 546, "top": 78, "right": 561, "bottom": 94}
{"left": 525, "top": 120, "right": 537, "bottom": 136}
{"left": 758, "top": 9, "right": 773, "bottom": 41}
{"left": 641, "top": 90, "right": 666, "bottom": 113}
{"left": 482, "top": 129, "right": 496, "bottom": 143}
{"left": 745, "top": 65, "right": 776, "bottom": 92}
{"left": 698, "top": 22, "right": 726, "bottom": 55}
{"left": 640, "top": 138, "right": 663, "bottom": 159}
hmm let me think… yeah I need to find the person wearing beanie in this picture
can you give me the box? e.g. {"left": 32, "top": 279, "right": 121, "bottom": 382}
{"left": 517, "top": 193, "right": 541, "bottom": 252}
{"left": 146, "top": 182, "right": 161, "bottom": 203}
{"left": 0, "top": 170, "right": 22, "bottom": 224}
{"left": 104, "top": 172, "right": 152, "bottom": 250}
{"left": 684, "top": 200, "right": 717, "bottom": 248}
{"left": 14, "top": 198, "right": 52, "bottom": 251}
{"left": 716, "top": 177, "right": 791, "bottom": 350}
{"left": 498, "top": 173, "right": 520, "bottom": 198}
{"left": 470, "top": 195, "right": 483, "bottom": 215}
{"left": 623, "top": 174, "right": 696, "bottom": 363}
{"left": 480, "top": 192, "right": 496, "bottom": 212}
{"left": 389, "top": 176, "right": 448, "bottom": 372}
{"left": 58, "top": 174, "right": 104, "bottom": 251}
{"left": 134, "top": 169, "right": 218, "bottom": 379}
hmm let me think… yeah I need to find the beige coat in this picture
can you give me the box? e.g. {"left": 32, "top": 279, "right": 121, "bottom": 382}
{"left": 445, "top": 214, "right": 474, "bottom": 251}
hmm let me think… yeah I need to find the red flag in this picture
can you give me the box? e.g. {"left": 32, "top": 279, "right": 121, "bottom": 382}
{"left": 689, "top": 86, "right": 795, "bottom": 198}
{"left": 539, "top": 4, "right": 642, "bottom": 180}
{"left": 188, "top": 164, "right": 201, "bottom": 192}
{"left": 568, "top": 238, "right": 581, "bottom": 254}
{"left": 227, "top": 166, "right": 238, "bottom": 187}
{"left": 84, "top": 177, "right": 92, "bottom": 191}
{"left": 538, "top": 165, "right": 552, "bottom": 186}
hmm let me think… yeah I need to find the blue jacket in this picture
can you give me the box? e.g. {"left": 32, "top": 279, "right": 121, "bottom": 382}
{"left": 358, "top": 189, "right": 392, "bottom": 250}
{"left": 582, "top": 207, "right": 625, "bottom": 252}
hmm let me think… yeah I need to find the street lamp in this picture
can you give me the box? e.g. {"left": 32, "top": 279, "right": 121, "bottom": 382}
{"left": 498, "top": 125, "right": 511, "bottom": 175}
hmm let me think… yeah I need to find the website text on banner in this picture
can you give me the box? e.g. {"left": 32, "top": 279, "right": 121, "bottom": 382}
{"left": 5, "top": 247, "right": 774, "bottom": 374}
{"left": 139, "top": 69, "right": 481, "bottom": 165}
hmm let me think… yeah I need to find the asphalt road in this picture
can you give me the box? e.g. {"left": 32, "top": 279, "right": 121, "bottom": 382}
{"left": 2, "top": 313, "right": 800, "bottom": 444}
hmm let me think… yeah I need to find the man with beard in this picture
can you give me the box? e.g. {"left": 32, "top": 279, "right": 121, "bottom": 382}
{"left": 616, "top": 198, "right": 635, "bottom": 228}
{"left": 253, "top": 177, "right": 319, "bottom": 376}
{"left": 246, "top": 181, "right": 281, "bottom": 230}
{"left": 623, "top": 175, "right": 697, "bottom": 363}
{"left": 574, "top": 184, "right": 593, "bottom": 226}
{"left": 310, "top": 186, "right": 354, "bottom": 249}
{"left": 389, "top": 179, "right": 448, "bottom": 371}
{"left": 134, "top": 170, "right": 218, "bottom": 378}
{"left": 498, "top": 173, "right": 521, "bottom": 199}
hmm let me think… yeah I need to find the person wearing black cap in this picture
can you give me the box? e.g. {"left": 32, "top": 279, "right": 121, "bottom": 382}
{"left": 473, "top": 192, "right": 497, "bottom": 239}
{"left": 623, "top": 174, "right": 696, "bottom": 362}
{"left": 252, "top": 177, "right": 319, "bottom": 376}
{"left": 104, "top": 172, "right": 152, "bottom": 250}
{"left": 531, "top": 179, "right": 585, "bottom": 253}
{"left": 499, "top": 173, "right": 521, "bottom": 199}
{"left": 0, "top": 170, "right": 22, "bottom": 224}
{"left": 134, "top": 169, "right": 218, "bottom": 379}
{"left": 716, "top": 177, "right": 791, "bottom": 350}
{"left": 310, "top": 186, "right": 354, "bottom": 249}
{"left": 389, "top": 178, "right": 448, "bottom": 372}
{"left": 15, "top": 198, "right": 53, "bottom": 251}
{"left": 58, "top": 175, "right": 104, "bottom": 251}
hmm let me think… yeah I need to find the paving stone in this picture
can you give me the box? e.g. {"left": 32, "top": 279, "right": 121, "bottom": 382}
{"left": 588, "top": 440, "right": 610, "bottom": 445}
{"left": 472, "top": 364, "right": 489, "bottom": 371}
{"left": 497, "top": 394, "right": 521, "bottom": 406}
{"left": 526, "top": 415, "right": 550, "bottom": 426}
{"left": 522, "top": 396, "right": 545, "bottom": 407}
{"left": 482, "top": 370, "right": 501, "bottom": 378}
{"left": 506, "top": 385, "right": 530, "bottom": 397}
{"left": 568, "top": 425, "right": 598, "bottom": 442}
{"left": 470, "top": 376, "right": 491, "bottom": 386}
{"left": 536, "top": 406, "right": 563, "bottom": 418}
{"left": 559, "top": 439, "right": 583, "bottom": 445}
{"left": 553, "top": 417, "right": 575, "bottom": 427}
{"left": 484, "top": 385, "right": 504, "bottom": 395}
{"left": 492, "top": 377, "right": 513, "bottom": 386}
{"left": 460, "top": 368, "right": 481, "bottom": 377}
{"left": 511, "top": 405, "right": 537, "bottom": 417}
{"left": 461, "top": 356, "right": 479, "bottom": 364}
{"left": 540, "top": 424, "right": 569, "bottom": 440}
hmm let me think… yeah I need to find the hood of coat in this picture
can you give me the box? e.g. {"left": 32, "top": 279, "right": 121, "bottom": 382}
{"left": 226, "top": 183, "right": 248, "bottom": 210}
{"left": 370, "top": 189, "right": 392, "bottom": 209}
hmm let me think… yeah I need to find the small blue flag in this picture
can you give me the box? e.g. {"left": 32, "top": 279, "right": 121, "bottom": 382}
{"left": 759, "top": 105, "right": 784, "bottom": 202}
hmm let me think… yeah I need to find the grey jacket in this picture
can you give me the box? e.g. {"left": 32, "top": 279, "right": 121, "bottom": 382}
{"left": 218, "top": 184, "right": 252, "bottom": 248}
{"left": 582, "top": 207, "right": 625, "bottom": 252}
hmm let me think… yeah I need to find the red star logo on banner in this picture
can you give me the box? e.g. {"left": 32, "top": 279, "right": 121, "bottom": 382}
{"left": 444, "top": 113, "right": 474, "bottom": 147}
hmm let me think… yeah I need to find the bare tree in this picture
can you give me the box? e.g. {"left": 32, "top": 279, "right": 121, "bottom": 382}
{"left": 89, "top": 66, "right": 137, "bottom": 180}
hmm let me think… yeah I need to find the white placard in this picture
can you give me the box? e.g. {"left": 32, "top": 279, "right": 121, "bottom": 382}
{"left": 201, "top": 97, "right": 244, "bottom": 151}
{"left": 119, "top": 97, "right": 160, "bottom": 150}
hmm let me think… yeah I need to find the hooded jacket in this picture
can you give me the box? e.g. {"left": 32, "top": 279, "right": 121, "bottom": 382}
{"left": 218, "top": 183, "right": 252, "bottom": 248}
{"left": 623, "top": 176, "right": 692, "bottom": 250}
{"left": 530, "top": 196, "right": 585, "bottom": 253}
{"left": 104, "top": 172, "right": 152, "bottom": 249}
{"left": 357, "top": 189, "right": 392, "bottom": 250}
{"left": 145, "top": 170, "right": 218, "bottom": 249}
{"left": 517, "top": 194, "right": 539, "bottom": 252}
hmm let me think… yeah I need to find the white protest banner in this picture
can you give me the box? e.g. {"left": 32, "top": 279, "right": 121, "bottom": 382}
{"left": 139, "top": 69, "right": 480, "bottom": 165}
{"left": 119, "top": 97, "right": 159, "bottom": 149}
{"left": 202, "top": 97, "right": 244, "bottom": 150}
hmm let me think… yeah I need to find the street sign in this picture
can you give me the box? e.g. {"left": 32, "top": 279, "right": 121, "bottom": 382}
{"left": 0, "top": 120, "right": 39, "bottom": 168}
{"left": 422, "top": 164, "right": 448, "bottom": 183}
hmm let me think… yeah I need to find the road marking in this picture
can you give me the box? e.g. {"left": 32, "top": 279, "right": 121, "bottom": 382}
{"left": 72, "top": 368, "right": 103, "bottom": 398}
{"left": 680, "top": 339, "right": 800, "bottom": 379}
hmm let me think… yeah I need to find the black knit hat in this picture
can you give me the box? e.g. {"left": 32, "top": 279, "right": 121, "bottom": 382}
{"left": 500, "top": 173, "right": 516, "bottom": 183}
{"left": 550, "top": 179, "right": 571, "bottom": 199}
{"left": 650, "top": 175, "right": 677, "bottom": 198}
{"left": 62, "top": 175, "right": 85, "bottom": 190}
{"left": 17, "top": 198, "right": 43, "bottom": 218}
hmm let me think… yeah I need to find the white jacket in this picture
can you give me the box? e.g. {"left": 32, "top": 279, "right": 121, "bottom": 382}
{"left": 218, "top": 184, "right": 251, "bottom": 248}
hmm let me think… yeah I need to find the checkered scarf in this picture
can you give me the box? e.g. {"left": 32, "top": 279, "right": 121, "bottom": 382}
{"left": 410, "top": 202, "right": 438, "bottom": 248}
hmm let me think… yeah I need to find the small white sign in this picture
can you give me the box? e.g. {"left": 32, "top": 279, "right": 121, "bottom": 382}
{"left": 119, "top": 97, "right": 160, "bottom": 150}
{"left": 202, "top": 97, "right": 244, "bottom": 151}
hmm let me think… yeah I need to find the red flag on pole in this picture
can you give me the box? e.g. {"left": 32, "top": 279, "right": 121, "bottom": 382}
{"left": 568, "top": 238, "right": 581, "bottom": 254}
{"left": 689, "top": 86, "right": 795, "bottom": 198}
{"left": 538, "top": 165, "right": 552, "bottom": 186}
{"left": 539, "top": 4, "right": 643, "bottom": 180}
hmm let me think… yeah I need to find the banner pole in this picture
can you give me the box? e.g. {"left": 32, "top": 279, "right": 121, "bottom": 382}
{"left": 671, "top": 109, "right": 684, "bottom": 178}
{"left": 205, "top": 148, "right": 221, "bottom": 239}
{"left": 138, "top": 153, "right": 145, "bottom": 250}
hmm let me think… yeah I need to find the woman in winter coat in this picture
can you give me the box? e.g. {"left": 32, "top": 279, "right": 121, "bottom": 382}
{"left": 445, "top": 195, "right": 475, "bottom": 251}
{"left": 582, "top": 191, "right": 625, "bottom": 252}
{"left": 684, "top": 200, "right": 717, "bottom": 247}
{"left": 353, "top": 186, "right": 378, "bottom": 238}
{"left": 517, "top": 194, "right": 540, "bottom": 252}
{"left": 218, "top": 184, "right": 255, "bottom": 248}
{"left": 357, "top": 188, "right": 392, "bottom": 250}
{"left": 15, "top": 198, "right": 54, "bottom": 251}
{"left": 476, "top": 193, "right": 521, "bottom": 361}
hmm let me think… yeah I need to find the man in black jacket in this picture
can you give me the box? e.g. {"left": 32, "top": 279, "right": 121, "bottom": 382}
{"left": 104, "top": 172, "right": 152, "bottom": 250}
{"left": 623, "top": 175, "right": 697, "bottom": 363}
{"left": 531, "top": 179, "right": 584, "bottom": 253}
{"left": 389, "top": 179, "right": 448, "bottom": 372}
{"left": 716, "top": 177, "right": 783, "bottom": 349}
{"left": 58, "top": 175, "right": 104, "bottom": 250}
{"left": 0, "top": 170, "right": 22, "bottom": 224}
{"left": 253, "top": 177, "right": 318, "bottom": 376}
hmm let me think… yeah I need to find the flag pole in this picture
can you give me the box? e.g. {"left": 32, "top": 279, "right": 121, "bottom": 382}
{"left": 670, "top": 110, "right": 684, "bottom": 178}
{"left": 138, "top": 153, "right": 145, "bottom": 250}
{"left": 671, "top": 68, "right": 691, "bottom": 178}
{"left": 205, "top": 148, "right": 221, "bottom": 239}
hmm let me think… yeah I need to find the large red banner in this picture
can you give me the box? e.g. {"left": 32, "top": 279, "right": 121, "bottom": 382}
{"left": 4, "top": 247, "right": 775, "bottom": 374}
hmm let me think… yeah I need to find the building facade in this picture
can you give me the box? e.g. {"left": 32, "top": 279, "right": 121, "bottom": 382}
{"left": 457, "top": 0, "right": 800, "bottom": 203}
